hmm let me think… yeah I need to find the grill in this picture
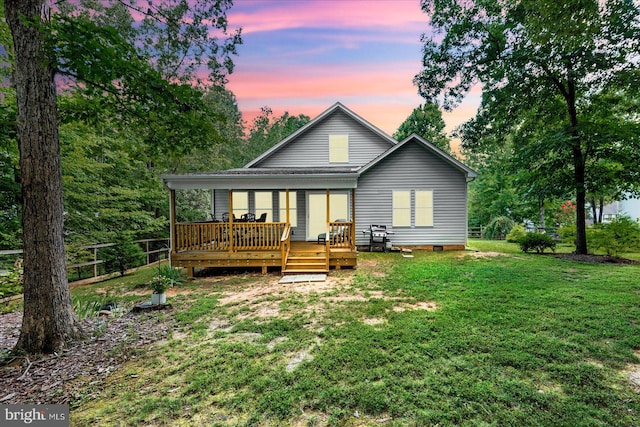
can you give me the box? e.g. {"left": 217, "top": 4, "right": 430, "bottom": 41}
{"left": 369, "top": 224, "right": 389, "bottom": 252}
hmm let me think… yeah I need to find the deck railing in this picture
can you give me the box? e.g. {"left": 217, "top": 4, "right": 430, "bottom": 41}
{"left": 280, "top": 224, "right": 291, "bottom": 270}
{"left": 175, "top": 222, "right": 286, "bottom": 252}
{"left": 327, "top": 221, "right": 354, "bottom": 249}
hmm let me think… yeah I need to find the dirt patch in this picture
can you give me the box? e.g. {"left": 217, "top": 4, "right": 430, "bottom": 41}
{"left": 459, "top": 251, "right": 508, "bottom": 259}
{"left": 0, "top": 310, "right": 172, "bottom": 405}
{"left": 623, "top": 349, "right": 640, "bottom": 392}
{"left": 393, "top": 301, "right": 438, "bottom": 312}
{"left": 363, "top": 318, "right": 386, "bottom": 325}
{"left": 554, "top": 253, "right": 639, "bottom": 264}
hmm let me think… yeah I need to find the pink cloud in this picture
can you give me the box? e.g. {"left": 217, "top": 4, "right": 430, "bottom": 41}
{"left": 229, "top": 0, "right": 426, "bottom": 35}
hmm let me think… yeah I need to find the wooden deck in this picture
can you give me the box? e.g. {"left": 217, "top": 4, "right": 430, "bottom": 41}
{"left": 171, "top": 221, "right": 357, "bottom": 275}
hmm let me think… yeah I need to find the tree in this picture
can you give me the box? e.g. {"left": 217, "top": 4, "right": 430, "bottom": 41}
{"left": 3, "top": 0, "right": 241, "bottom": 354}
{"left": 244, "top": 107, "right": 310, "bottom": 164}
{"left": 5, "top": 0, "right": 84, "bottom": 352}
{"left": 414, "top": 0, "right": 640, "bottom": 254}
{"left": 393, "top": 103, "right": 450, "bottom": 152}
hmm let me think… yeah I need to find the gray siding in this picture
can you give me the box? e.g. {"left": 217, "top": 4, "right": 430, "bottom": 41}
{"left": 355, "top": 142, "right": 468, "bottom": 246}
{"left": 255, "top": 110, "right": 392, "bottom": 168}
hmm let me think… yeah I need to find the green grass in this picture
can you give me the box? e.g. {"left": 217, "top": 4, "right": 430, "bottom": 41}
{"left": 62, "top": 243, "right": 640, "bottom": 426}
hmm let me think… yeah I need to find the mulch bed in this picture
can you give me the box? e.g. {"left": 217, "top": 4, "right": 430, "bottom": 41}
{"left": 0, "top": 308, "right": 172, "bottom": 405}
{"left": 554, "top": 253, "right": 640, "bottom": 264}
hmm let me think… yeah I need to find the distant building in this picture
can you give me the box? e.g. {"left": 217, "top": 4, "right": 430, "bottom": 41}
{"left": 600, "top": 197, "right": 640, "bottom": 223}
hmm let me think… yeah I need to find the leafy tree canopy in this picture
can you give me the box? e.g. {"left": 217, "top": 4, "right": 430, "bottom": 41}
{"left": 393, "top": 103, "right": 450, "bottom": 152}
{"left": 415, "top": 0, "right": 640, "bottom": 253}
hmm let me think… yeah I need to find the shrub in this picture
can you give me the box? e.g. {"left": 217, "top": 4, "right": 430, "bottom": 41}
{"left": 103, "top": 234, "right": 145, "bottom": 276}
{"left": 506, "top": 224, "right": 526, "bottom": 243}
{"left": 519, "top": 232, "right": 557, "bottom": 254}
{"left": 484, "top": 216, "right": 515, "bottom": 240}
{"left": 589, "top": 216, "right": 640, "bottom": 256}
{"left": 0, "top": 259, "right": 23, "bottom": 299}
{"left": 557, "top": 225, "right": 576, "bottom": 244}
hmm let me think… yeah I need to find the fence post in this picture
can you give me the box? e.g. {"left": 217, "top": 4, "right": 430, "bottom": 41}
{"left": 146, "top": 240, "right": 150, "bottom": 265}
{"left": 93, "top": 247, "right": 98, "bottom": 278}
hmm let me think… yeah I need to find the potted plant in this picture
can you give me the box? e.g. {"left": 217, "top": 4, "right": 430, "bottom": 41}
{"left": 148, "top": 264, "right": 183, "bottom": 305}
{"left": 149, "top": 275, "right": 173, "bottom": 305}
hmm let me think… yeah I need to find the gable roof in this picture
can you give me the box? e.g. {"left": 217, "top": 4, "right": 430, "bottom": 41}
{"left": 358, "top": 133, "right": 478, "bottom": 179}
{"left": 244, "top": 102, "right": 397, "bottom": 168}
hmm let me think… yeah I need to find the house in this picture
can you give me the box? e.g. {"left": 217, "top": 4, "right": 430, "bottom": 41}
{"left": 161, "top": 102, "right": 477, "bottom": 275}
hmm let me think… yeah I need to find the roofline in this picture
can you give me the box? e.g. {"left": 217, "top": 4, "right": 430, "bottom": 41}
{"left": 244, "top": 102, "right": 397, "bottom": 168}
{"left": 358, "top": 133, "right": 478, "bottom": 178}
{"left": 161, "top": 172, "right": 359, "bottom": 190}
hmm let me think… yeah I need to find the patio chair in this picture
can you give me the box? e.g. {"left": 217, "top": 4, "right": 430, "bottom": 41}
{"left": 221, "top": 212, "right": 236, "bottom": 222}
{"left": 256, "top": 213, "right": 267, "bottom": 222}
{"left": 240, "top": 212, "right": 256, "bottom": 222}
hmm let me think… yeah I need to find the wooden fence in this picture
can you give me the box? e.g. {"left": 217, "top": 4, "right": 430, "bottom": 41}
{"left": 0, "top": 238, "right": 169, "bottom": 282}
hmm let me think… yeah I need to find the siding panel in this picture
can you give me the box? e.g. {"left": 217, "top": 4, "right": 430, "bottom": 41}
{"left": 355, "top": 142, "right": 468, "bottom": 246}
{"left": 257, "top": 110, "right": 392, "bottom": 168}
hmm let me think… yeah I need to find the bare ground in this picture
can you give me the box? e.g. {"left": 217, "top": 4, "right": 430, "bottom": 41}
{"left": 0, "top": 309, "right": 172, "bottom": 405}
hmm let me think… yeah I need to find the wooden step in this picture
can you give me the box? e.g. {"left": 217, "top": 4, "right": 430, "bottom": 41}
{"left": 282, "top": 268, "right": 329, "bottom": 274}
{"left": 284, "top": 254, "right": 328, "bottom": 274}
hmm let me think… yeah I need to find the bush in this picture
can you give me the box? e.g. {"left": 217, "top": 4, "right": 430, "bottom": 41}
{"left": 588, "top": 216, "right": 640, "bottom": 256}
{"left": 484, "top": 216, "right": 515, "bottom": 240}
{"left": 519, "top": 232, "right": 557, "bottom": 254}
{"left": 557, "top": 225, "right": 576, "bottom": 244}
{"left": 103, "top": 234, "right": 145, "bottom": 276}
{"left": 0, "top": 259, "right": 23, "bottom": 299}
{"left": 506, "top": 224, "right": 526, "bottom": 243}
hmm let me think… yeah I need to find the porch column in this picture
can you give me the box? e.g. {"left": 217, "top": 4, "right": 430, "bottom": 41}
{"left": 170, "top": 189, "right": 176, "bottom": 258}
{"left": 228, "top": 189, "right": 234, "bottom": 253}
{"left": 351, "top": 188, "right": 356, "bottom": 246}
{"left": 325, "top": 189, "right": 331, "bottom": 227}
{"left": 286, "top": 189, "right": 290, "bottom": 224}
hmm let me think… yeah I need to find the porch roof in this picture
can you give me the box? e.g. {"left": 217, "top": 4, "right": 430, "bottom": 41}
{"left": 161, "top": 167, "right": 360, "bottom": 190}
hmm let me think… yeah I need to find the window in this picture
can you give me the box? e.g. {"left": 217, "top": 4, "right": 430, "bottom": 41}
{"left": 255, "top": 192, "right": 273, "bottom": 222}
{"left": 279, "top": 191, "right": 297, "bottom": 227}
{"left": 232, "top": 191, "right": 248, "bottom": 218}
{"left": 415, "top": 191, "right": 433, "bottom": 226}
{"left": 393, "top": 191, "right": 411, "bottom": 227}
{"left": 329, "top": 135, "right": 349, "bottom": 163}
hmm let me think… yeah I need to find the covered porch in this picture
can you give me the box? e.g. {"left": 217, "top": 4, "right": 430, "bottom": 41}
{"left": 162, "top": 169, "right": 360, "bottom": 275}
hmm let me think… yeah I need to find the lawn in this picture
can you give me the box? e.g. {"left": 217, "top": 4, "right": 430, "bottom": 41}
{"left": 50, "top": 241, "right": 640, "bottom": 424}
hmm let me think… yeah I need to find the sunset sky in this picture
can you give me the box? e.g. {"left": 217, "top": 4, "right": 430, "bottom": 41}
{"left": 225, "top": 0, "right": 481, "bottom": 138}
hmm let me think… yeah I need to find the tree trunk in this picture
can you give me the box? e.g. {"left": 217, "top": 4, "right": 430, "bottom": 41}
{"left": 598, "top": 197, "right": 604, "bottom": 223}
{"left": 565, "top": 66, "right": 588, "bottom": 255}
{"left": 590, "top": 197, "right": 598, "bottom": 224}
{"left": 539, "top": 197, "right": 545, "bottom": 230}
{"left": 6, "top": 0, "right": 84, "bottom": 353}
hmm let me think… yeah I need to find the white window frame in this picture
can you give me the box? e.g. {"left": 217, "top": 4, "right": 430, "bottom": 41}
{"left": 279, "top": 191, "right": 297, "bottom": 227}
{"left": 255, "top": 191, "right": 273, "bottom": 222}
{"left": 329, "top": 134, "right": 349, "bottom": 163}
{"left": 415, "top": 190, "right": 434, "bottom": 227}
{"left": 392, "top": 190, "right": 411, "bottom": 227}
{"left": 232, "top": 191, "right": 248, "bottom": 218}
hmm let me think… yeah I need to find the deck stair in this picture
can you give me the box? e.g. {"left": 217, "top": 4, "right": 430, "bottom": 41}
{"left": 283, "top": 243, "right": 328, "bottom": 274}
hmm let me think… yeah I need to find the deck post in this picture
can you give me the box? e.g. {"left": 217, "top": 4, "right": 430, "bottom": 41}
{"left": 228, "top": 190, "right": 234, "bottom": 253}
{"left": 351, "top": 188, "right": 356, "bottom": 249}
{"left": 286, "top": 189, "right": 290, "bottom": 224}
{"left": 325, "top": 189, "right": 330, "bottom": 266}
{"left": 170, "top": 189, "right": 176, "bottom": 260}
